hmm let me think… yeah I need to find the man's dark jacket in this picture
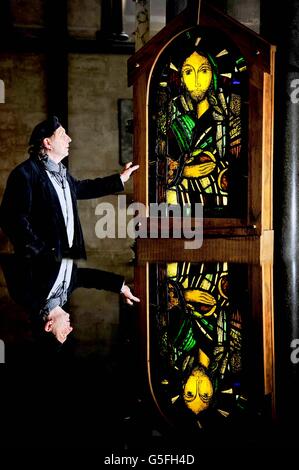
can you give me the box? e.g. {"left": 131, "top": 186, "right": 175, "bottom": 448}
{"left": 0, "top": 254, "right": 124, "bottom": 318}
{"left": 0, "top": 156, "right": 123, "bottom": 259}
{"left": 0, "top": 254, "right": 124, "bottom": 360}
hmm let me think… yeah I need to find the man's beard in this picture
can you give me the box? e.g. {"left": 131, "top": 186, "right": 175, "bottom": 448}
{"left": 190, "top": 88, "right": 207, "bottom": 102}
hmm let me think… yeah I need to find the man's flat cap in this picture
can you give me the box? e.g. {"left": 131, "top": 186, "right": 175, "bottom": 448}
{"left": 29, "top": 116, "right": 61, "bottom": 145}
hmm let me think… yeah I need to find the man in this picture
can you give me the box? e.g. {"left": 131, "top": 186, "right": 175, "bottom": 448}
{"left": 0, "top": 116, "right": 139, "bottom": 260}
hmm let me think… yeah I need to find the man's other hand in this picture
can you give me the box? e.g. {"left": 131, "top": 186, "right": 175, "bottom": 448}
{"left": 120, "top": 162, "right": 139, "bottom": 184}
{"left": 120, "top": 284, "right": 140, "bottom": 306}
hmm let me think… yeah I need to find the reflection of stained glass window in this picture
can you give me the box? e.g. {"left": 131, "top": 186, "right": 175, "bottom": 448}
{"left": 149, "top": 262, "right": 248, "bottom": 428}
{"left": 149, "top": 27, "right": 248, "bottom": 217}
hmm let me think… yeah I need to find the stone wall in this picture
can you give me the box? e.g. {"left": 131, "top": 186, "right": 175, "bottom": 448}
{"left": 227, "top": 0, "right": 260, "bottom": 33}
{"left": 68, "top": 0, "right": 100, "bottom": 38}
{"left": 0, "top": 52, "right": 47, "bottom": 252}
{"left": 68, "top": 53, "right": 133, "bottom": 264}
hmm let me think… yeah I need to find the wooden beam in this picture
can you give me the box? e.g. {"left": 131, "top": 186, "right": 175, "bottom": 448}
{"left": 135, "top": 232, "right": 274, "bottom": 264}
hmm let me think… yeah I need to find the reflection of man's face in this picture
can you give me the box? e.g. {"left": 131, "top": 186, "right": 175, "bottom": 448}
{"left": 181, "top": 52, "right": 212, "bottom": 102}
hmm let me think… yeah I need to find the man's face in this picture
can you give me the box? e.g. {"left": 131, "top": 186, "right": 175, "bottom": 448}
{"left": 45, "top": 306, "right": 73, "bottom": 343}
{"left": 47, "top": 126, "right": 72, "bottom": 159}
{"left": 181, "top": 52, "right": 212, "bottom": 102}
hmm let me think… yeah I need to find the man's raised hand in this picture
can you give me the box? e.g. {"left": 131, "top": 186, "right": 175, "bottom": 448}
{"left": 120, "top": 162, "right": 139, "bottom": 184}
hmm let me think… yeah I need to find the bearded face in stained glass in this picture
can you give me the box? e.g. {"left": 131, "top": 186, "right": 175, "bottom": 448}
{"left": 181, "top": 52, "right": 213, "bottom": 109}
{"left": 149, "top": 27, "right": 248, "bottom": 217}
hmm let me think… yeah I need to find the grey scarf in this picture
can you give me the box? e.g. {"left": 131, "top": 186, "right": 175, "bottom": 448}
{"left": 40, "top": 281, "right": 68, "bottom": 318}
{"left": 40, "top": 155, "right": 67, "bottom": 188}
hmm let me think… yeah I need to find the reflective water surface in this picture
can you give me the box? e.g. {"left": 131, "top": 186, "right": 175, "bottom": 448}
{"left": 0, "top": 253, "right": 153, "bottom": 451}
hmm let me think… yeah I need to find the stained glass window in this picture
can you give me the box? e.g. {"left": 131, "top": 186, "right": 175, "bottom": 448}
{"left": 149, "top": 27, "right": 248, "bottom": 217}
{"left": 149, "top": 261, "right": 249, "bottom": 428}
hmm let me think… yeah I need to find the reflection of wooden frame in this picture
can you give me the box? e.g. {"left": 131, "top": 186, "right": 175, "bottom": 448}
{"left": 128, "top": 0, "right": 275, "bottom": 236}
{"left": 136, "top": 263, "right": 275, "bottom": 424}
{"left": 129, "top": 0, "right": 275, "bottom": 422}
